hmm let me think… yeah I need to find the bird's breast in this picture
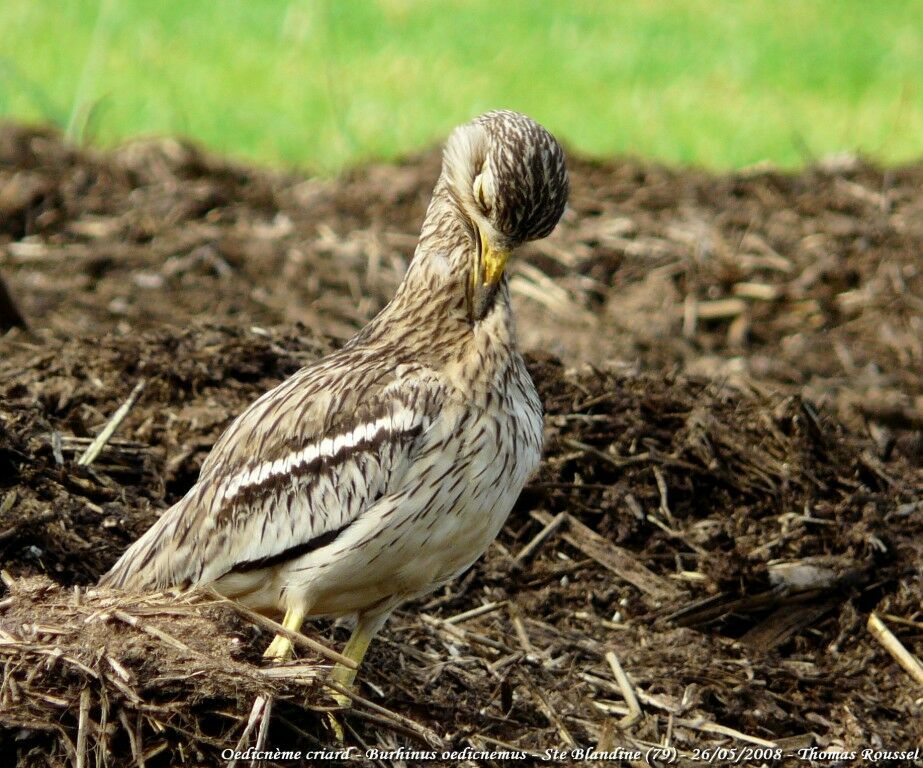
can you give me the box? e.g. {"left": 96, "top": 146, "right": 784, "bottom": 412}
{"left": 394, "top": 373, "right": 542, "bottom": 588}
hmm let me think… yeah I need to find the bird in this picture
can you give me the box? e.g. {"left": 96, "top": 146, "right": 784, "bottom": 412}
{"left": 100, "top": 110, "right": 569, "bottom": 698}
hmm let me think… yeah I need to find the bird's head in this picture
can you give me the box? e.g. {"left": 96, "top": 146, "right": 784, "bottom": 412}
{"left": 442, "top": 110, "right": 569, "bottom": 321}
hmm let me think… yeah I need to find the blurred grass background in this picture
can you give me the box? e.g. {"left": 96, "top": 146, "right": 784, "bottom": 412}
{"left": 1, "top": 0, "right": 922, "bottom": 172}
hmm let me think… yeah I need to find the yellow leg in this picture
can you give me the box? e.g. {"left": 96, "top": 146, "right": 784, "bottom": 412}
{"left": 329, "top": 610, "right": 390, "bottom": 706}
{"left": 326, "top": 610, "right": 390, "bottom": 741}
{"left": 263, "top": 606, "right": 305, "bottom": 661}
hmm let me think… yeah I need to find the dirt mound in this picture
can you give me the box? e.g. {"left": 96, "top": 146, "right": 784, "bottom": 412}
{"left": 1, "top": 124, "right": 921, "bottom": 765}
{"left": 1, "top": 577, "right": 324, "bottom": 768}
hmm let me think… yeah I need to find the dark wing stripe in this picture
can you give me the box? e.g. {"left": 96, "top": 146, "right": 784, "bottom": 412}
{"left": 227, "top": 521, "right": 351, "bottom": 574}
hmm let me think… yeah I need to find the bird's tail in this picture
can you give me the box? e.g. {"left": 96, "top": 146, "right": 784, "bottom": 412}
{"left": 98, "top": 494, "right": 194, "bottom": 591}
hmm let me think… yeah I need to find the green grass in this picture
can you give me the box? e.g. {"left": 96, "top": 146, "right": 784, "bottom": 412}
{"left": 1, "top": 0, "right": 922, "bottom": 172}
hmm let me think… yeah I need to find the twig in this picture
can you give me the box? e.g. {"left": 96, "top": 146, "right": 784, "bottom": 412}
{"left": 257, "top": 663, "right": 322, "bottom": 680}
{"left": 102, "top": 666, "right": 143, "bottom": 704}
{"left": 0, "top": 490, "right": 17, "bottom": 518}
{"left": 527, "top": 679, "right": 576, "bottom": 747}
{"left": 868, "top": 612, "right": 923, "bottom": 687}
{"left": 696, "top": 297, "right": 746, "bottom": 319}
{"left": 420, "top": 614, "right": 511, "bottom": 656}
{"left": 119, "top": 709, "right": 146, "bottom": 768}
{"left": 78, "top": 380, "right": 146, "bottom": 466}
{"left": 880, "top": 613, "right": 923, "bottom": 630}
{"left": 733, "top": 282, "right": 781, "bottom": 301}
{"left": 255, "top": 694, "right": 272, "bottom": 751}
{"left": 30, "top": 648, "right": 98, "bottom": 679}
{"left": 562, "top": 439, "right": 651, "bottom": 469}
{"left": 76, "top": 687, "right": 91, "bottom": 768}
{"left": 671, "top": 717, "right": 777, "bottom": 747}
{"left": 341, "top": 718, "right": 386, "bottom": 768}
{"left": 652, "top": 466, "right": 672, "bottom": 520}
{"left": 444, "top": 600, "right": 505, "bottom": 624}
{"left": 645, "top": 513, "right": 708, "bottom": 556}
{"left": 98, "top": 682, "right": 110, "bottom": 764}
{"left": 347, "top": 708, "right": 440, "bottom": 750}
{"left": 683, "top": 293, "right": 698, "bottom": 338}
{"left": 605, "top": 651, "right": 641, "bottom": 728}
{"left": 326, "top": 680, "right": 444, "bottom": 748}
{"left": 515, "top": 511, "right": 565, "bottom": 563}
{"left": 533, "top": 511, "right": 682, "bottom": 601}
{"left": 140, "top": 740, "right": 169, "bottom": 763}
{"left": 508, "top": 603, "right": 536, "bottom": 657}
{"left": 111, "top": 610, "right": 197, "bottom": 656}
{"left": 52, "top": 431, "right": 64, "bottom": 465}
{"left": 229, "top": 695, "right": 268, "bottom": 768}
{"left": 581, "top": 671, "right": 680, "bottom": 714}
{"left": 596, "top": 700, "right": 778, "bottom": 748}
{"left": 106, "top": 655, "right": 132, "bottom": 682}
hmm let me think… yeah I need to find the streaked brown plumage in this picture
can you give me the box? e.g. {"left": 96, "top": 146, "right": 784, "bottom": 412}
{"left": 101, "top": 110, "right": 568, "bottom": 688}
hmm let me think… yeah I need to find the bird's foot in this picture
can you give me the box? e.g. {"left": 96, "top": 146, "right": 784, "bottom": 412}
{"left": 329, "top": 660, "right": 358, "bottom": 707}
{"left": 324, "top": 680, "right": 355, "bottom": 742}
{"left": 324, "top": 667, "right": 356, "bottom": 742}
{"left": 262, "top": 633, "right": 293, "bottom": 661}
{"left": 326, "top": 710, "right": 346, "bottom": 742}
{"left": 329, "top": 685, "right": 353, "bottom": 709}
{"left": 262, "top": 606, "right": 305, "bottom": 661}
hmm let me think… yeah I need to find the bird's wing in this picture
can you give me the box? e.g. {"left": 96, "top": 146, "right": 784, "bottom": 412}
{"left": 101, "top": 354, "right": 448, "bottom": 591}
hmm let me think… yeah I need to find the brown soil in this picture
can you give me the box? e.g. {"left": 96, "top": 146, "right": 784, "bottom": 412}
{"left": 0, "top": 123, "right": 921, "bottom": 766}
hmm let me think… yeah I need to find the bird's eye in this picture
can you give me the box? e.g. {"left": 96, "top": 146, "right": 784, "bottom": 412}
{"left": 473, "top": 173, "right": 491, "bottom": 215}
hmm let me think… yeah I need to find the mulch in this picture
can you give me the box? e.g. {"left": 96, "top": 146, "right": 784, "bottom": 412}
{"left": 1, "top": 123, "right": 921, "bottom": 766}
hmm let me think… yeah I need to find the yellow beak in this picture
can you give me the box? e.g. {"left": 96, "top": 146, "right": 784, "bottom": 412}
{"left": 469, "top": 228, "right": 510, "bottom": 321}
{"left": 481, "top": 231, "right": 509, "bottom": 286}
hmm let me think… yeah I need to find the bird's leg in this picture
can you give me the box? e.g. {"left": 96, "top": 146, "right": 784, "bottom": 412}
{"left": 263, "top": 606, "right": 305, "bottom": 660}
{"left": 325, "top": 609, "right": 391, "bottom": 742}
{"left": 329, "top": 609, "right": 390, "bottom": 707}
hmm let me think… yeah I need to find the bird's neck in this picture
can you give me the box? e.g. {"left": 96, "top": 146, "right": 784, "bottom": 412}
{"left": 358, "top": 180, "right": 520, "bottom": 394}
